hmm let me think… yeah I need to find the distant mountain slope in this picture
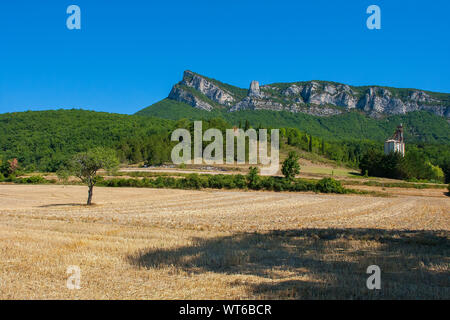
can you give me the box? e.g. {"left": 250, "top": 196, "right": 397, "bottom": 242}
{"left": 138, "top": 70, "right": 450, "bottom": 118}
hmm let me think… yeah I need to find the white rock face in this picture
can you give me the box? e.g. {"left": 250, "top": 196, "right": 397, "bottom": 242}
{"left": 167, "top": 71, "right": 450, "bottom": 118}
{"left": 288, "top": 103, "right": 342, "bottom": 116}
{"left": 336, "top": 92, "right": 357, "bottom": 109}
{"left": 283, "top": 84, "right": 302, "bottom": 96}
{"left": 409, "top": 91, "right": 437, "bottom": 103}
{"left": 168, "top": 86, "right": 213, "bottom": 111}
{"left": 230, "top": 97, "right": 284, "bottom": 111}
{"left": 249, "top": 80, "right": 261, "bottom": 97}
{"left": 355, "top": 87, "right": 449, "bottom": 116}
{"left": 324, "top": 84, "right": 337, "bottom": 95}
{"left": 182, "top": 70, "right": 235, "bottom": 106}
{"left": 282, "top": 82, "right": 357, "bottom": 110}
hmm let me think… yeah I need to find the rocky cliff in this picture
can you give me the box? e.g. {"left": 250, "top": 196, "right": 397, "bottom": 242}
{"left": 167, "top": 71, "right": 450, "bottom": 118}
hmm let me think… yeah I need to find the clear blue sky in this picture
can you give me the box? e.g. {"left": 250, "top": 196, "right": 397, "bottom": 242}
{"left": 1, "top": 0, "right": 449, "bottom": 114}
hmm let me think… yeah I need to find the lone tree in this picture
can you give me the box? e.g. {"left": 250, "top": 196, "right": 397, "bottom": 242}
{"left": 69, "top": 147, "right": 119, "bottom": 205}
{"left": 282, "top": 151, "right": 300, "bottom": 180}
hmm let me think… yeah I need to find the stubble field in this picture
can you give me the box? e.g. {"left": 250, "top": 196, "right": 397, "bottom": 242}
{"left": 0, "top": 184, "right": 448, "bottom": 299}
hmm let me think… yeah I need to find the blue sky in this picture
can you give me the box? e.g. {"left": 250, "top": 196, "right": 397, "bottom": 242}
{"left": 0, "top": 0, "right": 449, "bottom": 114}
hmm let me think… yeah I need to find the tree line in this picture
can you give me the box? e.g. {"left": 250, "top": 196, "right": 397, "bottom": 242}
{"left": 1, "top": 109, "right": 449, "bottom": 183}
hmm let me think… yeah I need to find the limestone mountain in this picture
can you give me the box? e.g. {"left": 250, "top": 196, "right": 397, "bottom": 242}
{"left": 141, "top": 70, "right": 450, "bottom": 118}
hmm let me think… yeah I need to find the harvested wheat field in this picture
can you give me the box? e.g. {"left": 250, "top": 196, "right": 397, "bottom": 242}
{"left": 0, "top": 184, "right": 449, "bottom": 299}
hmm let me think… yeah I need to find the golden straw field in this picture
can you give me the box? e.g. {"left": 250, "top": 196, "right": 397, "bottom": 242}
{"left": 0, "top": 184, "right": 449, "bottom": 299}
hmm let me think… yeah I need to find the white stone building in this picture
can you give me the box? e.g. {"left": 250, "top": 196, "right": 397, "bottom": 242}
{"left": 384, "top": 124, "right": 405, "bottom": 157}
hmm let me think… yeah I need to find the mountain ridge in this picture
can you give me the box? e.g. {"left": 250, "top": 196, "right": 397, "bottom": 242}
{"left": 139, "top": 70, "right": 450, "bottom": 118}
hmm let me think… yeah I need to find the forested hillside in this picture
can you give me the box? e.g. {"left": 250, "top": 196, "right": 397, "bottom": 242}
{"left": 0, "top": 110, "right": 174, "bottom": 171}
{"left": 137, "top": 101, "right": 450, "bottom": 144}
{"left": 1, "top": 108, "right": 449, "bottom": 183}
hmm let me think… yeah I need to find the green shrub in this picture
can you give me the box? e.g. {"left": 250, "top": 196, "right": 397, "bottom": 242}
{"left": 162, "top": 177, "right": 177, "bottom": 188}
{"left": 184, "top": 174, "right": 202, "bottom": 189}
{"left": 247, "top": 167, "right": 260, "bottom": 190}
{"left": 293, "top": 180, "right": 313, "bottom": 192}
{"left": 221, "top": 175, "right": 236, "bottom": 189}
{"left": 261, "top": 177, "right": 274, "bottom": 191}
{"left": 316, "top": 178, "right": 345, "bottom": 194}
{"left": 426, "top": 162, "right": 445, "bottom": 183}
{"left": 118, "top": 178, "right": 132, "bottom": 187}
{"left": 281, "top": 151, "right": 300, "bottom": 180}
{"left": 154, "top": 176, "right": 165, "bottom": 188}
{"left": 273, "top": 180, "right": 285, "bottom": 192}
{"left": 207, "top": 175, "right": 224, "bottom": 189}
{"left": 205, "top": 174, "right": 239, "bottom": 189}
{"left": 233, "top": 174, "right": 247, "bottom": 189}
{"left": 16, "top": 175, "right": 47, "bottom": 184}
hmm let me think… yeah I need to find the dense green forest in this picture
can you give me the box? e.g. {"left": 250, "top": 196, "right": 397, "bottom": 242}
{"left": 137, "top": 100, "right": 450, "bottom": 144}
{"left": 0, "top": 110, "right": 175, "bottom": 171}
{"left": 359, "top": 149, "right": 446, "bottom": 182}
{"left": 0, "top": 108, "right": 449, "bottom": 183}
{"left": 282, "top": 127, "right": 450, "bottom": 183}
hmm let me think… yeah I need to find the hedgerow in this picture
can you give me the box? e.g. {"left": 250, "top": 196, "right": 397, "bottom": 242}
{"left": 97, "top": 174, "right": 350, "bottom": 194}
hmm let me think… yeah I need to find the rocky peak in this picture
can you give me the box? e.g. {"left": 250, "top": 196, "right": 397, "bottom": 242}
{"left": 249, "top": 80, "right": 262, "bottom": 98}
{"left": 166, "top": 71, "right": 450, "bottom": 118}
{"left": 181, "top": 70, "right": 235, "bottom": 106}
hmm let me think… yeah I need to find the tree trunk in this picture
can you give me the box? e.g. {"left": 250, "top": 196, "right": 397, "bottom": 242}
{"left": 87, "top": 183, "right": 94, "bottom": 205}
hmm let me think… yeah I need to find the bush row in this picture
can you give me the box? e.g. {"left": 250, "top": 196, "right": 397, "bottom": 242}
{"left": 98, "top": 174, "right": 349, "bottom": 194}
{"left": 1, "top": 172, "right": 351, "bottom": 194}
{"left": 12, "top": 175, "right": 54, "bottom": 184}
